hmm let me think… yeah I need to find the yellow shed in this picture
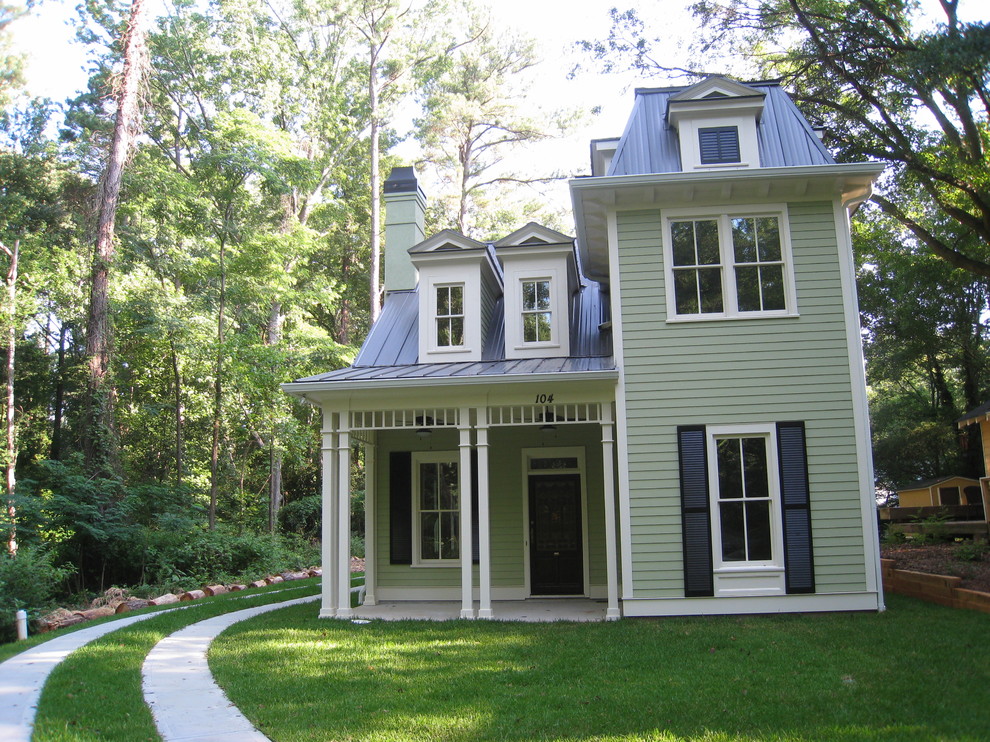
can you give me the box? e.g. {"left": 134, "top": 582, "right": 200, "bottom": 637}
{"left": 896, "top": 476, "right": 982, "bottom": 507}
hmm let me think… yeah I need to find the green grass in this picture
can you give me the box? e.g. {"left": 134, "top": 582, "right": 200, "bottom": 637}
{"left": 210, "top": 594, "right": 990, "bottom": 742}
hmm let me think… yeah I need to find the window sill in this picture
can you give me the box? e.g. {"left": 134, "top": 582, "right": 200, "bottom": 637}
{"left": 411, "top": 561, "right": 461, "bottom": 568}
{"left": 713, "top": 565, "right": 784, "bottom": 575}
{"left": 693, "top": 161, "right": 753, "bottom": 170}
{"left": 513, "top": 342, "right": 561, "bottom": 351}
{"left": 665, "top": 311, "right": 799, "bottom": 324}
{"left": 426, "top": 347, "right": 473, "bottom": 355}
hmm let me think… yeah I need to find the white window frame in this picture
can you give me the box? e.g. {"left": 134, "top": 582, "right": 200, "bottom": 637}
{"left": 411, "top": 451, "right": 461, "bottom": 567}
{"left": 433, "top": 283, "right": 465, "bottom": 350}
{"left": 706, "top": 424, "right": 786, "bottom": 594}
{"left": 662, "top": 204, "right": 798, "bottom": 322}
{"left": 520, "top": 277, "right": 555, "bottom": 345}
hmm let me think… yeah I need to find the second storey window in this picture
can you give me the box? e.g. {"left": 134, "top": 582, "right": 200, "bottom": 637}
{"left": 521, "top": 279, "right": 552, "bottom": 342}
{"left": 665, "top": 207, "right": 795, "bottom": 321}
{"left": 435, "top": 284, "right": 464, "bottom": 347}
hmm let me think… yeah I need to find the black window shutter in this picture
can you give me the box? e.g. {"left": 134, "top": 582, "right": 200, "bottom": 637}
{"left": 777, "top": 422, "right": 815, "bottom": 594}
{"left": 699, "top": 126, "right": 740, "bottom": 164}
{"left": 678, "top": 426, "right": 714, "bottom": 597}
{"left": 470, "top": 449, "right": 479, "bottom": 565}
{"left": 389, "top": 451, "right": 412, "bottom": 564}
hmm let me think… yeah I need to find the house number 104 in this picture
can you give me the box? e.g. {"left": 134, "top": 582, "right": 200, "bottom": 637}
{"left": 534, "top": 394, "right": 555, "bottom": 404}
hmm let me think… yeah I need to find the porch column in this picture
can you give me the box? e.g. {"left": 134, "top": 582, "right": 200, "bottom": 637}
{"left": 319, "top": 410, "right": 339, "bottom": 618}
{"left": 459, "top": 407, "right": 475, "bottom": 618}
{"left": 477, "top": 408, "right": 493, "bottom": 619}
{"left": 336, "top": 417, "right": 353, "bottom": 618}
{"left": 601, "top": 404, "right": 621, "bottom": 620}
{"left": 364, "top": 435, "right": 377, "bottom": 606}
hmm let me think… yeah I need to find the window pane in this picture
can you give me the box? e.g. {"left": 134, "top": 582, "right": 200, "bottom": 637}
{"left": 698, "top": 267, "right": 724, "bottom": 313}
{"left": 761, "top": 265, "right": 786, "bottom": 311}
{"left": 449, "top": 317, "right": 463, "bottom": 346}
{"left": 756, "top": 217, "right": 781, "bottom": 261}
{"left": 443, "top": 512, "right": 460, "bottom": 559}
{"left": 735, "top": 266, "right": 760, "bottom": 312}
{"left": 437, "top": 287, "right": 449, "bottom": 315}
{"left": 421, "top": 512, "right": 439, "bottom": 560}
{"left": 523, "top": 281, "right": 536, "bottom": 310}
{"left": 439, "top": 462, "right": 458, "bottom": 510}
{"left": 695, "top": 220, "right": 720, "bottom": 265}
{"left": 437, "top": 320, "right": 450, "bottom": 346}
{"left": 536, "top": 312, "right": 552, "bottom": 341}
{"left": 720, "top": 502, "right": 746, "bottom": 561}
{"left": 717, "top": 438, "right": 744, "bottom": 499}
{"left": 530, "top": 457, "right": 580, "bottom": 470}
{"left": 732, "top": 218, "right": 757, "bottom": 263}
{"left": 671, "top": 221, "right": 695, "bottom": 266}
{"left": 450, "top": 285, "right": 462, "bottom": 314}
{"left": 420, "top": 463, "right": 438, "bottom": 510}
{"left": 523, "top": 313, "right": 536, "bottom": 342}
{"left": 536, "top": 280, "right": 551, "bottom": 309}
{"left": 674, "top": 269, "right": 699, "bottom": 314}
{"left": 742, "top": 437, "right": 769, "bottom": 499}
{"left": 746, "top": 501, "right": 772, "bottom": 560}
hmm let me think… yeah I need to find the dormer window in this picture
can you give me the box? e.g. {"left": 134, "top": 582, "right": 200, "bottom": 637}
{"left": 699, "top": 126, "right": 740, "bottom": 165}
{"left": 435, "top": 284, "right": 464, "bottom": 347}
{"left": 522, "top": 279, "right": 552, "bottom": 343}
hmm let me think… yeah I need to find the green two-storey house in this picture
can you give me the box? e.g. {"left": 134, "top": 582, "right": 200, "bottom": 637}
{"left": 284, "top": 76, "right": 884, "bottom": 619}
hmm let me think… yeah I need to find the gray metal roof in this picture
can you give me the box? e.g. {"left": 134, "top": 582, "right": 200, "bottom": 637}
{"left": 303, "top": 277, "right": 614, "bottom": 388}
{"left": 608, "top": 82, "right": 835, "bottom": 176}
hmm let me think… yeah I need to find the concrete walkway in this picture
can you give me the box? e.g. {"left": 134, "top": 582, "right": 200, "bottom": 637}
{"left": 142, "top": 595, "right": 318, "bottom": 742}
{"left": 0, "top": 608, "right": 187, "bottom": 742}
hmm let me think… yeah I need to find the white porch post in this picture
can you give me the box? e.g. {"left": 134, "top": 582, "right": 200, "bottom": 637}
{"left": 601, "top": 404, "right": 621, "bottom": 620}
{"left": 476, "top": 408, "right": 492, "bottom": 619}
{"left": 458, "top": 407, "right": 475, "bottom": 619}
{"left": 364, "top": 434, "right": 377, "bottom": 606}
{"left": 319, "top": 410, "right": 339, "bottom": 618}
{"left": 336, "top": 417, "right": 353, "bottom": 618}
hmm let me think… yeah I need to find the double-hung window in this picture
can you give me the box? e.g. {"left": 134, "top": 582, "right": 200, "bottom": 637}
{"left": 414, "top": 454, "right": 460, "bottom": 563}
{"left": 521, "top": 279, "right": 553, "bottom": 343}
{"left": 665, "top": 206, "right": 795, "bottom": 320}
{"left": 435, "top": 284, "right": 464, "bottom": 347}
{"left": 712, "top": 433, "right": 777, "bottom": 565}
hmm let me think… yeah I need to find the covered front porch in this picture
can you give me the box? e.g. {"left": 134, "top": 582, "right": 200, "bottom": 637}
{"left": 304, "top": 383, "right": 622, "bottom": 622}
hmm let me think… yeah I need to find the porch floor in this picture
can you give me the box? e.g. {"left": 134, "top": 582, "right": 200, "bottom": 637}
{"left": 351, "top": 599, "right": 610, "bottom": 622}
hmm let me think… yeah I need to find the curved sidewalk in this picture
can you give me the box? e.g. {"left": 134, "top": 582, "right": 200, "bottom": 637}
{"left": 0, "top": 608, "right": 185, "bottom": 742}
{"left": 142, "top": 595, "right": 319, "bottom": 742}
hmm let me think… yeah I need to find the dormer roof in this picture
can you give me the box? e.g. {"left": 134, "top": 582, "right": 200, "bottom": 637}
{"left": 606, "top": 79, "right": 834, "bottom": 177}
{"left": 495, "top": 222, "right": 575, "bottom": 247}
{"left": 409, "top": 229, "right": 486, "bottom": 253}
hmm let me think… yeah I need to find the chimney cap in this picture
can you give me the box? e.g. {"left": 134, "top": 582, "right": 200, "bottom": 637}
{"left": 384, "top": 166, "right": 420, "bottom": 194}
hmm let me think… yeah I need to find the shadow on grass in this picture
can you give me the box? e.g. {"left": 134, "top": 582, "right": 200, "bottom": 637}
{"left": 211, "top": 594, "right": 990, "bottom": 742}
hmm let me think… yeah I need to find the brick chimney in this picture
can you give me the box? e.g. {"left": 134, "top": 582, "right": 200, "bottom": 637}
{"left": 383, "top": 167, "right": 426, "bottom": 292}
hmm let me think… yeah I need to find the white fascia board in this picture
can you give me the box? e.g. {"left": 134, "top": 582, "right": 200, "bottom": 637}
{"left": 282, "top": 369, "right": 619, "bottom": 398}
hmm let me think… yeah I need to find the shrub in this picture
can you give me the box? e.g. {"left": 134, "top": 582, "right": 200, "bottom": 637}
{"left": 0, "top": 545, "right": 75, "bottom": 642}
{"left": 954, "top": 540, "right": 989, "bottom": 563}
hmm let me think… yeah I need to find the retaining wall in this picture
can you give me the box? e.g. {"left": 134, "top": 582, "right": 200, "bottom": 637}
{"left": 880, "top": 558, "right": 990, "bottom": 614}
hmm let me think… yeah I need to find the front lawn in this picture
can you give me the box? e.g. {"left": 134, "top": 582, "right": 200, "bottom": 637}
{"left": 211, "top": 594, "right": 990, "bottom": 742}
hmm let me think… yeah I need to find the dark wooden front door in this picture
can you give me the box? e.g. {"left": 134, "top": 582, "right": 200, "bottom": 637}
{"left": 529, "top": 474, "right": 583, "bottom": 595}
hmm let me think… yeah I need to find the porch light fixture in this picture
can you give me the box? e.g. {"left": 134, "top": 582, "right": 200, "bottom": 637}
{"left": 540, "top": 424, "right": 557, "bottom": 434}
{"left": 416, "top": 428, "right": 432, "bottom": 439}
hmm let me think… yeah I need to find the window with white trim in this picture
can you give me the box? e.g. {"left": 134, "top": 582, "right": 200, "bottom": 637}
{"left": 664, "top": 207, "right": 795, "bottom": 320}
{"left": 414, "top": 454, "right": 460, "bottom": 563}
{"left": 711, "top": 433, "right": 778, "bottom": 566}
{"left": 435, "top": 284, "right": 464, "bottom": 347}
{"left": 521, "top": 278, "right": 553, "bottom": 343}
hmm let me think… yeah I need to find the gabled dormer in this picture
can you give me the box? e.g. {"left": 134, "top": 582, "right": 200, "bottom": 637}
{"left": 409, "top": 230, "right": 502, "bottom": 363}
{"left": 494, "top": 223, "right": 579, "bottom": 360}
{"left": 666, "top": 76, "right": 766, "bottom": 171}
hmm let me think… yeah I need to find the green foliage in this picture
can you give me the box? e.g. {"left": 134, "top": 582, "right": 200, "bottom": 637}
{"left": 0, "top": 545, "right": 75, "bottom": 642}
{"left": 954, "top": 539, "right": 988, "bottom": 563}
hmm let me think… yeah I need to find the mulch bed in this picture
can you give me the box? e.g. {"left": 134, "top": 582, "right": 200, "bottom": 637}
{"left": 881, "top": 542, "right": 990, "bottom": 593}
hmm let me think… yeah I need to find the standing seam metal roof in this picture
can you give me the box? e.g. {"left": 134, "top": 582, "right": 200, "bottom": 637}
{"left": 608, "top": 82, "right": 835, "bottom": 176}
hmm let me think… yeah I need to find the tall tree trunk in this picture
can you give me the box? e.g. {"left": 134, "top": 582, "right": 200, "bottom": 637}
{"left": 368, "top": 54, "right": 382, "bottom": 322}
{"left": 82, "top": 0, "right": 150, "bottom": 476}
{"left": 170, "top": 337, "right": 184, "bottom": 487}
{"left": 2, "top": 240, "right": 18, "bottom": 557}
{"left": 50, "top": 323, "right": 67, "bottom": 461}
{"left": 209, "top": 236, "right": 226, "bottom": 530}
{"left": 266, "top": 299, "right": 283, "bottom": 533}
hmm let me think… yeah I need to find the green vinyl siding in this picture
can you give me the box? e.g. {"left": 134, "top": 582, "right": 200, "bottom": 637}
{"left": 616, "top": 202, "right": 869, "bottom": 598}
{"left": 373, "top": 424, "right": 608, "bottom": 592}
